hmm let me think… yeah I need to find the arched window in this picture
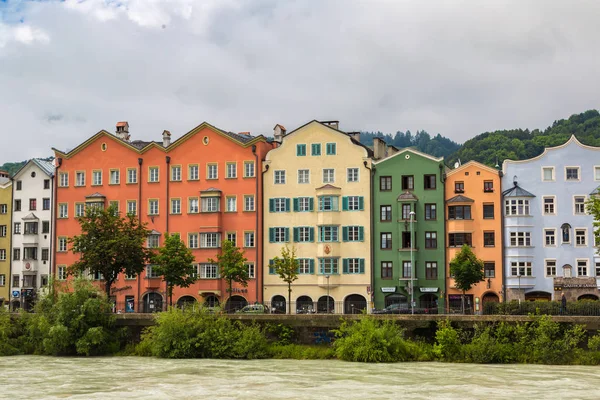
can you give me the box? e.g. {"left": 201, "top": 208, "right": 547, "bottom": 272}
{"left": 561, "top": 223, "right": 571, "bottom": 243}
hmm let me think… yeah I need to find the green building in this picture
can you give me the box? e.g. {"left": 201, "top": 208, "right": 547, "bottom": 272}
{"left": 372, "top": 143, "right": 446, "bottom": 312}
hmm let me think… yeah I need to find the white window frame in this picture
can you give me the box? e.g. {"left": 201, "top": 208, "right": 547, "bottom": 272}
{"left": 565, "top": 166, "right": 580, "bottom": 181}
{"left": 207, "top": 164, "right": 218, "bottom": 180}
{"left": 323, "top": 168, "right": 335, "bottom": 184}
{"left": 543, "top": 196, "right": 556, "bottom": 215}
{"left": 274, "top": 198, "right": 287, "bottom": 212}
{"left": 149, "top": 167, "right": 159, "bottom": 183}
{"left": 57, "top": 266, "right": 67, "bottom": 281}
{"left": 273, "top": 227, "right": 287, "bottom": 243}
{"left": 200, "top": 263, "right": 219, "bottom": 279}
{"left": 147, "top": 235, "right": 160, "bottom": 249}
{"left": 244, "top": 231, "right": 255, "bottom": 248}
{"left": 575, "top": 228, "right": 587, "bottom": 247}
{"left": 226, "top": 232, "right": 237, "bottom": 246}
{"left": 545, "top": 259, "right": 556, "bottom": 277}
{"left": 226, "top": 162, "right": 237, "bottom": 179}
{"left": 298, "top": 197, "right": 311, "bottom": 212}
{"left": 110, "top": 169, "right": 120, "bottom": 185}
{"left": 75, "top": 203, "right": 85, "bottom": 217}
{"left": 274, "top": 170, "right": 286, "bottom": 184}
{"left": 75, "top": 171, "right": 86, "bottom": 187}
{"left": 595, "top": 166, "right": 600, "bottom": 182}
{"left": 171, "top": 198, "right": 181, "bottom": 214}
{"left": 244, "top": 195, "right": 255, "bottom": 212}
{"left": 347, "top": 226, "right": 360, "bottom": 242}
{"left": 244, "top": 161, "right": 255, "bottom": 178}
{"left": 127, "top": 168, "right": 137, "bottom": 184}
{"left": 200, "top": 233, "right": 220, "bottom": 248}
{"left": 188, "top": 165, "right": 199, "bottom": 181}
{"left": 188, "top": 198, "right": 199, "bottom": 213}
{"left": 347, "top": 196, "right": 361, "bottom": 211}
{"left": 171, "top": 165, "right": 182, "bottom": 181}
{"left": 544, "top": 228, "right": 556, "bottom": 247}
{"left": 504, "top": 199, "right": 530, "bottom": 216}
{"left": 127, "top": 200, "right": 137, "bottom": 215}
{"left": 347, "top": 258, "right": 361, "bottom": 274}
{"left": 92, "top": 170, "right": 102, "bottom": 186}
{"left": 226, "top": 196, "right": 237, "bottom": 212}
{"left": 347, "top": 168, "right": 359, "bottom": 183}
{"left": 509, "top": 231, "right": 531, "bottom": 247}
{"left": 188, "top": 233, "right": 199, "bottom": 249}
{"left": 246, "top": 262, "right": 255, "bottom": 279}
{"left": 541, "top": 166, "right": 554, "bottom": 182}
{"left": 510, "top": 261, "right": 532, "bottom": 277}
{"left": 149, "top": 200, "right": 159, "bottom": 215}
{"left": 201, "top": 197, "right": 220, "bottom": 212}
{"left": 574, "top": 195, "right": 586, "bottom": 215}
{"left": 298, "top": 169, "right": 310, "bottom": 184}
{"left": 577, "top": 259, "right": 589, "bottom": 277}
{"left": 59, "top": 203, "right": 68, "bottom": 219}
{"left": 59, "top": 172, "right": 69, "bottom": 187}
{"left": 298, "top": 227, "right": 311, "bottom": 242}
{"left": 298, "top": 259, "right": 311, "bottom": 274}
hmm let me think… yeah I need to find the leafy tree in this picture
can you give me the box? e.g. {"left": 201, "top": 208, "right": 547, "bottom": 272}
{"left": 69, "top": 205, "right": 151, "bottom": 297}
{"left": 272, "top": 246, "right": 299, "bottom": 314}
{"left": 208, "top": 240, "right": 248, "bottom": 311}
{"left": 152, "top": 233, "right": 197, "bottom": 307}
{"left": 449, "top": 244, "right": 485, "bottom": 314}
{"left": 587, "top": 196, "right": 600, "bottom": 253}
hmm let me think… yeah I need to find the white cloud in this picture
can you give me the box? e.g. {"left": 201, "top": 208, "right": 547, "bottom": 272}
{"left": 0, "top": 23, "right": 50, "bottom": 47}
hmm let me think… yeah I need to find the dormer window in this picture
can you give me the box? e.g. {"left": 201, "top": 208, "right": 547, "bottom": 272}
{"left": 561, "top": 223, "right": 571, "bottom": 244}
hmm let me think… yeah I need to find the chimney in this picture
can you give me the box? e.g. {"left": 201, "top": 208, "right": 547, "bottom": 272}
{"left": 373, "top": 137, "right": 388, "bottom": 160}
{"left": 162, "top": 130, "right": 171, "bottom": 147}
{"left": 321, "top": 120, "right": 339, "bottom": 130}
{"left": 115, "top": 121, "right": 130, "bottom": 141}
{"left": 348, "top": 132, "right": 361, "bottom": 143}
{"left": 273, "top": 124, "right": 286, "bottom": 144}
{"left": 238, "top": 131, "right": 251, "bottom": 136}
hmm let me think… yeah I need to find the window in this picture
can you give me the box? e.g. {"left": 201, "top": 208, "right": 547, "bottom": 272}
{"left": 14, "top": 223, "right": 21, "bottom": 234}
{"left": 127, "top": 168, "right": 138, "bottom": 184}
{"left": 424, "top": 204, "right": 437, "bottom": 220}
{"left": 577, "top": 259, "right": 588, "bottom": 276}
{"left": 454, "top": 181, "right": 464, "bottom": 193}
{"left": 483, "top": 204, "right": 494, "bottom": 219}
{"left": 449, "top": 233, "right": 472, "bottom": 247}
{"left": 170, "top": 166, "right": 181, "bottom": 181}
{"left": 401, "top": 175, "right": 414, "bottom": 190}
{"left": 16, "top": 180, "right": 22, "bottom": 190}
{"left": 401, "top": 204, "right": 412, "bottom": 220}
{"left": 42, "top": 198, "right": 50, "bottom": 210}
{"left": 226, "top": 162, "right": 237, "bottom": 179}
{"left": 542, "top": 167, "right": 554, "bottom": 181}
{"left": 0, "top": 204, "right": 6, "bottom": 214}
{"left": 145, "top": 265, "right": 160, "bottom": 279}
{"left": 59, "top": 172, "right": 69, "bottom": 187}
{"left": 0, "top": 274, "right": 4, "bottom": 286}
{"left": 244, "top": 161, "right": 255, "bottom": 178}
{"left": 574, "top": 196, "right": 586, "bottom": 214}
{"left": 148, "top": 200, "right": 159, "bottom": 215}
{"left": 343, "top": 258, "right": 364, "bottom": 274}
{"left": 402, "top": 261, "right": 412, "bottom": 279}
{"left": 319, "top": 258, "right": 339, "bottom": 274}
{"left": 381, "top": 262, "right": 393, "bottom": 279}
{"left": 244, "top": 195, "right": 255, "bottom": 212}
{"left": 92, "top": 170, "right": 102, "bottom": 186}
{"left": 504, "top": 199, "right": 530, "bottom": 216}
{"left": 0, "top": 249, "right": 5, "bottom": 261}
{"left": 380, "top": 176, "right": 392, "bottom": 191}
{"left": 44, "top": 179, "right": 50, "bottom": 189}
{"left": 596, "top": 261, "right": 600, "bottom": 277}
{"left": 109, "top": 200, "right": 119, "bottom": 212}
{"left": 207, "top": 164, "right": 218, "bottom": 180}
{"left": 381, "top": 233, "right": 392, "bottom": 249}
{"left": 425, "top": 232, "right": 437, "bottom": 249}
{"left": 201, "top": 197, "right": 220, "bottom": 212}
{"left": 149, "top": 167, "right": 159, "bottom": 182}
{"left": 510, "top": 231, "right": 531, "bottom": 247}
{"left": 595, "top": 166, "right": 600, "bottom": 181}
{"left": 125, "top": 271, "right": 137, "bottom": 280}
{"left": 543, "top": 197, "right": 555, "bottom": 214}
{"left": 127, "top": 200, "right": 137, "bottom": 216}
{"left": 424, "top": 175, "right": 436, "bottom": 189}
{"left": 347, "top": 168, "right": 359, "bottom": 182}
{"left": 188, "top": 233, "right": 199, "bottom": 249}
{"left": 274, "top": 170, "right": 286, "bottom": 184}
{"left": 545, "top": 229, "right": 556, "bottom": 246}
{"left": 380, "top": 205, "right": 392, "bottom": 221}
{"left": 147, "top": 234, "right": 160, "bottom": 249}
{"left": 246, "top": 263, "right": 255, "bottom": 279}
{"left": 76, "top": 171, "right": 86, "bottom": 186}
{"left": 294, "top": 227, "right": 314, "bottom": 242}
{"left": 12, "top": 274, "right": 19, "bottom": 287}
{"left": 0, "top": 225, "right": 5, "bottom": 237}
{"left": 344, "top": 196, "right": 363, "bottom": 211}
{"left": 546, "top": 260, "right": 556, "bottom": 276}
{"left": 27, "top": 198, "right": 36, "bottom": 211}
{"left": 292, "top": 197, "right": 312, "bottom": 212}
{"left": 323, "top": 168, "right": 335, "bottom": 183}
{"left": 270, "top": 198, "right": 289, "bottom": 213}
{"left": 483, "top": 181, "right": 494, "bottom": 192}
{"left": 484, "top": 262, "right": 495, "bottom": 278}
{"left": 510, "top": 261, "right": 532, "bottom": 276}
{"left": 200, "top": 233, "right": 220, "bottom": 248}
{"left": 575, "top": 229, "right": 587, "bottom": 246}
{"left": 269, "top": 227, "right": 289, "bottom": 243}
{"left": 24, "top": 222, "right": 38, "bottom": 235}
{"left": 318, "top": 196, "right": 339, "bottom": 212}
{"left": 57, "top": 266, "right": 67, "bottom": 281}
{"left": 171, "top": 199, "right": 181, "bottom": 214}
{"left": 401, "top": 231, "right": 414, "bottom": 249}
{"left": 110, "top": 169, "right": 120, "bottom": 184}
{"left": 298, "top": 169, "right": 310, "bottom": 184}
{"left": 58, "top": 204, "right": 68, "bottom": 218}
{"left": 425, "top": 262, "right": 437, "bottom": 279}
{"left": 296, "top": 144, "right": 307, "bottom": 156}
{"left": 41, "top": 248, "right": 49, "bottom": 261}
{"left": 24, "top": 247, "right": 37, "bottom": 260}
{"left": 226, "top": 196, "right": 237, "bottom": 212}
{"left": 561, "top": 223, "right": 571, "bottom": 243}
{"left": 326, "top": 142, "right": 336, "bottom": 155}
{"left": 484, "top": 231, "right": 495, "bottom": 247}
{"left": 188, "top": 198, "right": 199, "bottom": 213}
{"left": 311, "top": 143, "right": 321, "bottom": 156}
{"left": 343, "top": 226, "right": 364, "bottom": 242}
{"left": 566, "top": 167, "right": 579, "bottom": 181}
{"left": 14, "top": 199, "right": 21, "bottom": 211}
{"left": 298, "top": 259, "right": 313, "bottom": 275}
{"left": 448, "top": 205, "right": 471, "bottom": 220}
{"left": 244, "top": 232, "right": 255, "bottom": 247}
{"left": 226, "top": 232, "right": 237, "bottom": 246}
{"left": 13, "top": 248, "right": 20, "bottom": 260}
{"left": 188, "top": 165, "right": 199, "bottom": 180}
{"left": 318, "top": 226, "right": 339, "bottom": 242}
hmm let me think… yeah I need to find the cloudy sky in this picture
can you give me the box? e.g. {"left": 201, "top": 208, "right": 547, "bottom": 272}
{"left": 0, "top": 0, "right": 598, "bottom": 161}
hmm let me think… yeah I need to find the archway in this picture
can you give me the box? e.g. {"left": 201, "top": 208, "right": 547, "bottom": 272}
{"left": 142, "top": 292, "right": 163, "bottom": 313}
{"left": 344, "top": 294, "right": 367, "bottom": 314}
{"left": 203, "top": 295, "right": 220, "bottom": 308}
{"left": 419, "top": 293, "right": 438, "bottom": 312}
{"left": 578, "top": 294, "right": 599, "bottom": 301}
{"left": 482, "top": 292, "right": 500, "bottom": 303}
{"left": 385, "top": 294, "right": 407, "bottom": 307}
{"left": 225, "top": 295, "right": 247, "bottom": 313}
{"left": 317, "top": 296, "right": 335, "bottom": 313}
{"left": 271, "top": 295, "right": 286, "bottom": 314}
{"left": 525, "top": 291, "right": 552, "bottom": 301}
{"left": 296, "top": 295, "right": 314, "bottom": 314}
{"left": 177, "top": 296, "right": 197, "bottom": 310}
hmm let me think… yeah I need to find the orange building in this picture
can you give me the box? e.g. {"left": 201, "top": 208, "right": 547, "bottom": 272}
{"left": 53, "top": 122, "right": 273, "bottom": 312}
{"left": 445, "top": 161, "right": 503, "bottom": 313}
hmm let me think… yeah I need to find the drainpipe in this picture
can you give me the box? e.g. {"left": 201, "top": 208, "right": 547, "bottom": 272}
{"left": 165, "top": 155, "right": 171, "bottom": 308}
{"left": 137, "top": 157, "right": 143, "bottom": 310}
{"left": 364, "top": 160, "right": 373, "bottom": 313}
{"left": 252, "top": 145, "right": 259, "bottom": 304}
{"left": 52, "top": 158, "right": 62, "bottom": 289}
{"left": 439, "top": 163, "right": 446, "bottom": 313}
{"left": 49, "top": 171, "right": 55, "bottom": 295}
{"left": 8, "top": 175, "right": 15, "bottom": 309}
{"left": 499, "top": 170, "right": 506, "bottom": 303}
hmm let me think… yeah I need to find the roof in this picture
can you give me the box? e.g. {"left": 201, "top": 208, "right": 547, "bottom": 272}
{"left": 12, "top": 158, "right": 55, "bottom": 179}
{"left": 21, "top": 213, "right": 39, "bottom": 220}
{"left": 373, "top": 146, "right": 444, "bottom": 165}
{"left": 590, "top": 186, "right": 600, "bottom": 196}
{"left": 502, "top": 183, "right": 536, "bottom": 198}
{"left": 86, "top": 192, "right": 106, "bottom": 198}
{"left": 116, "top": 121, "right": 128, "bottom": 127}
{"left": 273, "top": 124, "right": 286, "bottom": 131}
{"left": 447, "top": 160, "right": 501, "bottom": 176}
{"left": 397, "top": 191, "right": 419, "bottom": 201}
{"left": 316, "top": 184, "right": 341, "bottom": 190}
{"left": 0, "top": 177, "right": 10, "bottom": 186}
{"left": 201, "top": 187, "right": 222, "bottom": 193}
{"left": 447, "top": 195, "right": 475, "bottom": 203}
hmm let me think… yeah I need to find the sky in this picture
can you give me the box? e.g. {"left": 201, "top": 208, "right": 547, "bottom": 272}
{"left": 0, "top": 0, "right": 599, "bottom": 161}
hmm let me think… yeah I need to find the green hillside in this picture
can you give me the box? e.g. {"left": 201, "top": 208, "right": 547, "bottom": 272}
{"left": 0, "top": 157, "right": 53, "bottom": 177}
{"left": 359, "top": 130, "right": 461, "bottom": 158}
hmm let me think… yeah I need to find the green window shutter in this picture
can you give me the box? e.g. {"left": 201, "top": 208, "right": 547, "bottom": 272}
{"left": 312, "top": 144, "right": 321, "bottom": 156}
{"left": 359, "top": 226, "right": 364, "bottom": 242}
{"left": 297, "top": 144, "right": 306, "bottom": 156}
{"left": 342, "top": 196, "right": 349, "bottom": 211}
{"left": 309, "top": 259, "right": 315, "bottom": 274}
{"left": 269, "top": 228, "right": 275, "bottom": 243}
{"left": 343, "top": 259, "right": 349, "bottom": 274}
{"left": 293, "top": 198, "right": 299, "bottom": 212}
{"left": 285, "top": 198, "right": 290, "bottom": 212}
{"left": 309, "top": 227, "right": 315, "bottom": 242}
{"left": 319, "top": 259, "right": 324, "bottom": 274}
{"left": 318, "top": 227, "right": 323, "bottom": 242}
{"left": 359, "top": 196, "right": 364, "bottom": 211}
{"left": 293, "top": 227, "right": 299, "bottom": 242}
{"left": 269, "top": 259, "right": 275, "bottom": 274}
{"left": 359, "top": 259, "right": 365, "bottom": 274}
{"left": 342, "top": 226, "right": 349, "bottom": 242}
{"left": 284, "top": 228, "right": 290, "bottom": 242}
{"left": 309, "top": 197, "right": 314, "bottom": 211}
{"left": 269, "top": 199, "right": 275, "bottom": 212}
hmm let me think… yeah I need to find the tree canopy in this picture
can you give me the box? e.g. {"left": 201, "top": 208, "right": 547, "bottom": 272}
{"left": 208, "top": 240, "right": 248, "bottom": 311}
{"left": 360, "top": 130, "right": 460, "bottom": 159}
{"left": 272, "top": 246, "right": 299, "bottom": 314}
{"left": 449, "top": 245, "right": 485, "bottom": 314}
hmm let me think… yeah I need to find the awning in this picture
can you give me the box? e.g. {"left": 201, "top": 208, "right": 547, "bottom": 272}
{"left": 199, "top": 290, "right": 221, "bottom": 297}
{"left": 420, "top": 287, "right": 439, "bottom": 293}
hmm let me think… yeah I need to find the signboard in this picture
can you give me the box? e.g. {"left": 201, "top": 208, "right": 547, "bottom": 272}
{"left": 12, "top": 290, "right": 20, "bottom": 298}
{"left": 420, "top": 287, "right": 439, "bottom": 293}
{"left": 381, "top": 287, "right": 397, "bottom": 293}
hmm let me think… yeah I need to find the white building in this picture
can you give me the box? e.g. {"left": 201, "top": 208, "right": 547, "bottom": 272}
{"left": 11, "top": 159, "right": 55, "bottom": 311}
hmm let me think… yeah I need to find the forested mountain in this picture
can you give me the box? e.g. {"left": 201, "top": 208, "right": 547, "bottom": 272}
{"left": 359, "top": 130, "right": 461, "bottom": 158}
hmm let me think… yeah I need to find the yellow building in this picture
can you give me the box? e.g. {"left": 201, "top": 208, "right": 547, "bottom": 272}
{"left": 263, "top": 120, "right": 372, "bottom": 314}
{"left": 0, "top": 177, "right": 12, "bottom": 307}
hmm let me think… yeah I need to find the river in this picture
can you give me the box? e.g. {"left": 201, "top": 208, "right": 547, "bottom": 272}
{"left": 1, "top": 356, "right": 599, "bottom": 399}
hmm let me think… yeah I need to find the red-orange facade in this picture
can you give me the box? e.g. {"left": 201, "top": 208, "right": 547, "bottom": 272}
{"left": 53, "top": 122, "right": 272, "bottom": 312}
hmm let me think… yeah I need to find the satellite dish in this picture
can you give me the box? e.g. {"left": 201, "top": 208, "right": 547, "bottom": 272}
{"left": 453, "top": 162, "right": 460, "bottom": 169}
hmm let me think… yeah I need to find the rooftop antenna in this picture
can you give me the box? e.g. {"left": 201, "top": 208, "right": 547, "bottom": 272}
{"left": 495, "top": 157, "right": 500, "bottom": 169}
{"left": 453, "top": 161, "right": 460, "bottom": 169}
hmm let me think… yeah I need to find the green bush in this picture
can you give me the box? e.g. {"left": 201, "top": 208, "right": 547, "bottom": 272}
{"left": 0, "top": 308, "right": 22, "bottom": 356}
{"left": 269, "top": 344, "right": 335, "bottom": 360}
{"left": 433, "top": 320, "right": 463, "bottom": 361}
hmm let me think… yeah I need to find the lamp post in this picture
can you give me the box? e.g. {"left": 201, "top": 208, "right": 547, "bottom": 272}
{"left": 410, "top": 211, "right": 416, "bottom": 315}
{"left": 517, "top": 274, "right": 522, "bottom": 306}
{"left": 325, "top": 275, "right": 330, "bottom": 313}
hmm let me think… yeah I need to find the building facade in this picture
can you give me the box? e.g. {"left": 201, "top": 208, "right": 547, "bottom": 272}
{"left": 10, "top": 159, "right": 55, "bottom": 311}
{"left": 372, "top": 146, "right": 446, "bottom": 312}
{"left": 53, "top": 122, "right": 272, "bottom": 312}
{"left": 445, "top": 161, "right": 503, "bottom": 313}
{"left": 262, "top": 121, "right": 372, "bottom": 314}
{"left": 0, "top": 176, "right": 12, "bottom": 307}
{"left": 502, "top": 136, "right": 600, "bottom": 302}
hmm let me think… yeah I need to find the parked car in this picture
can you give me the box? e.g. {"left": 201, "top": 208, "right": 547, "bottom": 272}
{"left": 235, "top": 304, "right": 269, "bottom": 314}
{"left": 372, "top": 303, "right": 410, "bottom": 314}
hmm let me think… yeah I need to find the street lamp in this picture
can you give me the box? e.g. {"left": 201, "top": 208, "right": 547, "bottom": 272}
{"left": 517, "top": 274, "right": 522, "bottom": 306}
{"left": 410, "top": 211, "right": 416, "bottom": 315}
{"left": 325, "top": 275, "right": 330, "bottom": 313}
